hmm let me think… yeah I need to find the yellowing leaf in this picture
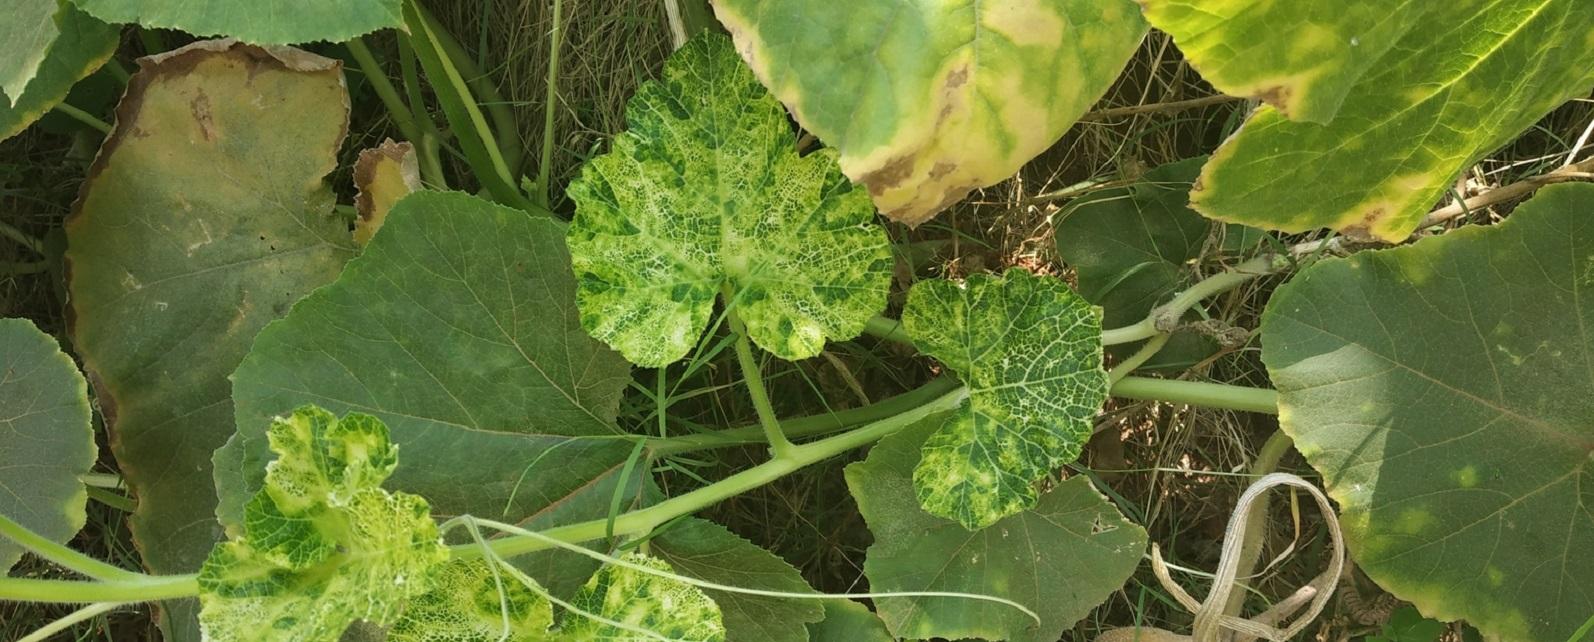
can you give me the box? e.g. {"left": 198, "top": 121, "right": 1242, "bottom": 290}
{"left": 1160, "top": 0, "right": 1594, "bottom": 240}
{"left": 64, "top": 39, "right": 355, "bottom": 639}
{"left": 1136, "top": 0, "right": 1426, "bottom": 123}
{"left": 714, "top": 0, "right": 1147, "bottom": 224}
{"left": 197, "top": 407, "right": 447, "bottom": 642}
{"left": 352, "top": 139, "right": 421, "bottom": 246}
{"left": 390, "top": 560, "right": 553, "bottom": 642}
{"left": 561, "top": 553, "right": 726, "bottom": 642}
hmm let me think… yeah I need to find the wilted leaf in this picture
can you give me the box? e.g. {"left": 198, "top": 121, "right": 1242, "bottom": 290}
{"left": 714, "top": 0, "right": 1147, "bottom": 224}
{"left": 352, "top": 139, "right": 421, "bottom": 246}
{"left": 1180, "top": 0, "right": 1594, "bottom": 241}
{"left": 73, "top": 0, "right": 402, "bottom": 46}
{"left": 219, "top": 190, "right": 636, "bottom": 597}
{"left": 1136, "top": 0, "right": 1426, "bottom": 123}
{"left": 0, "top": 2, "right": 118, "bottom": 141}
{"left": 197, "top": 407, "right": 448, "bottom": 642}
{"left": 390, "top": 559, "right": 554, "bottom": 642}
{"left": 1261, "top": 183, "right": 1594, "bottom": 642}
{"left": 901, "top": 269, "right": 1108, "bottom": 529}
{"left": 64, "top": 39, "right": 355, "bottom": 639}
{"left": 561, "top": 553, "right": 726, "bottom": 641}
{"left": 652, "top": 518, "right": 823, "bottom": 642}
{"left": 567, "top": 34, "right": 891, "bottom": 367}
{"left": 0, "top": 318, "right": 95, "bottom": 572}
{"left": 846, "top": 414, "right": 1146, "bottom": 642}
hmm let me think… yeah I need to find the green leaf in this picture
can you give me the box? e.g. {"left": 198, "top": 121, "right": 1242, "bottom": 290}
{"left": 651, "top": 518, "right": 823, "bottom": 642}
{"left": 566, "top": 33, "right": 892, "bottom": 367}
{"left": 1177, "top": 0, "right": 1594, "bottom": 241}
{"left": 0, "top": 0, "right": 60, "bottom": 102}
{"left": 1055, "top": 157, "right": 1234, "bottom": 370}
{"left": 561, "top": 553, "right": 726, "bottom": 641}
{"left": 0, "top": 2, "right": 118, "bottom": 141}
{"left": 713, "top": 0, "right": 1147, "bottom": 225}
{"left": 845, "top": 414, "right": 1146, "bottom": 642}
{"left": 72, "top": 0, "right": 402, "bottom": 45}
{"left": 390, "top": 560, "right": 554, "bottom": 642}
{"left": 901, "top": 268, "right": 1108, "bottom": 529}
{"left": 63, "top": 39, "right": 355, "bottom": 639}
{"left": 1136, "top": 1, "right": 1426, "bottom": 124}
{"left": 0, "top": 318, "right": 95, "bottom": 572}
{"left": 219, "top": 190, "right": 636, "bottom": 595}
{"left": 805, "top": 600, "right": 892, "bottom": 642}
{"left": 197, "top": 407, "right": 448, "bottom": 642}
{"left": 1260, "top": 183, "right": 1594, "bottom": 642}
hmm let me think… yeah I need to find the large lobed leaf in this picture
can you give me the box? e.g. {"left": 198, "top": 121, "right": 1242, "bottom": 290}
{"left": 1150, "top": 0, "right": 1594, "bottom": 241}
{"left": 219, "top": 190, "right": 637, "bottom": 597}
{"left": 0, "top": 318, "right": 95, "bottom": 572}
{"left": 73, "top": 0, "right": 403, "bottom": 46}
{"left": 1261, "top": 183, "right": 1594, "bottom": 641}
{"left": 64, "top": 39, "right": 356, "bottom": 639}
{"left": 0, "top": 1, "right": 118, "bottom": 141}
{"left": 846, "top": 414, "right": 1146, "bottom": 642}
{"left": 566, "top": 33, "right": 891, "bottom": 367}
{"left": 714, "top": 0, "right": 1148, "bottom": 225}
{"left": 902, "top": 268, "right": 1108, "bottom": 529}
{"left": 197, "top": 407, "right": 448, "bottom": 642}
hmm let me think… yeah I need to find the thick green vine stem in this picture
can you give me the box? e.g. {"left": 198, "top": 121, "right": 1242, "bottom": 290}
{"left": 0, "top": 514, "right": 143, "bottom": 582}
{"left": 472, "top": 386, "right": 973, "bottom": 561}
{"left": 1100, "top": 252, "right": 1292, "bottom": 346}
{"left": 0, "top": 575, "right": 199, "bottom": 603}
{"left": 1111, "top": 376, "right": 1277, "bottom": 414}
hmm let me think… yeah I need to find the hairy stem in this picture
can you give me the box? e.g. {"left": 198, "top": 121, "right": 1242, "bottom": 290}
{"left": 652, "top": 376, "right": 961, "bottom": 454}
{"left": 467, "top": 386, "right": 971, "bottom": 561}
{"left": 1101, "top": 253, "right": 1290, "bottom": 346}
{"left": 722, "top": 299, "right": 795, "bottom": 457}
{"left": 0, "top": 515, "right": 144, "bottom": 582}
{"left": 1111, "top": 376, "right": 1277, "bottom": 414}
{"left": 1108, "top": 333, "right": 1170, "bottom": 384}
{"left": 17, "top": 601, "right": 124, "bottom": 642}
{"left": 0, "top": 575, "right": 198, "bottom": 603}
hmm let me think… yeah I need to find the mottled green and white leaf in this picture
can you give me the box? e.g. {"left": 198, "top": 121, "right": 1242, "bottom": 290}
{"left": 714, "top": 0, "right": 1147, "bottom": 224}
{"left": 65, "top": 40, "right": 354, "bottom": 639}
{"left": 1136, "top": 0, "right": 1426, "bottom": 123}
{"left": 197, "top": 407, "right": 448, "bottom": 642}
{"left": 390, "top": 560, "right": 554, "bottom": 642}
{"left": 73, "top": 0, "right": 402, "bottom": 45}
{"left": 560, "top": 553, "right": 726, "bottom": 641}
{"left": 901, "top": 268, "right": 1108, "bottom": 529}
{"left": 567, "top": 34, "right": 891, "bottom": 366}
{"left": 0, "top": 2, "right": 118, "bottom": 141}
{"left": 0, "top": 318, "right": 95, "bottom": 572}
{"left": 846, "top": 414, "right": 1146, "bottom": 642}
{"left": 1261, "top": 183, "right": 1594, "bottom": 642}
{"left": 1183, "top": 0, "right": 1594, "bottom": 240}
